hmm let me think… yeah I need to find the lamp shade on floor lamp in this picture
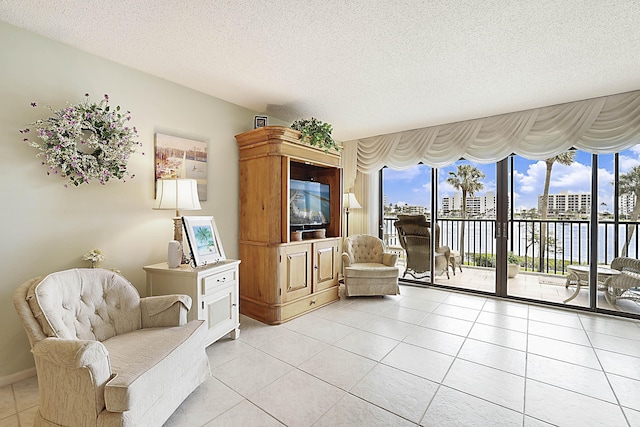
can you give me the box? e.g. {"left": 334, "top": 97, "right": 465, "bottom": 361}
{"left": 343, "top": 192, "right": 362, "bottom": 237}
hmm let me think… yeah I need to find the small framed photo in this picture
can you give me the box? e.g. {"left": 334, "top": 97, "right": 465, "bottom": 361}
{"left": 254, "top": 116, "right": 268, "bottom": 129}
{"left": 182, "top": 216, "right": 226, "bottom": 266}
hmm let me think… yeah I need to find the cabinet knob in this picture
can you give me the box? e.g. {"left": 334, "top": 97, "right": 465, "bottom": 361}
{"left": 217, "top": 277, "right": 226, "bottom": 282}
{"left": 310, "top": 300, "right": 316, "bottom": 305}
{"left": 314, "top": 265, "right": 318, "bottom": 270}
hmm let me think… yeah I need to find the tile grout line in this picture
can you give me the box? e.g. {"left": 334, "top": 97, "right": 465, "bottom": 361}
{"left": 579, "top": 315, "right": 632, "bottom": 427}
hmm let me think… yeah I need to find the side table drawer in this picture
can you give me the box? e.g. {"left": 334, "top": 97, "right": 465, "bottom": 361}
{"left": 203, "top": 268, "right": 237, "bottom": 295}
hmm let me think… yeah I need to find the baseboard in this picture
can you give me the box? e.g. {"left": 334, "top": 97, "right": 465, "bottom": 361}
{"left": 0, "top": 367, "right": 36, "bottom": 388}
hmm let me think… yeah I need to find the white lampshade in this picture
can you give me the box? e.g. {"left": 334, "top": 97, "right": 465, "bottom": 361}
{"left": 343, "top": 192, "right": 362, "bottom": 210}
{"left": 154, "top": 179, "right": 202, "bottom": 248}
{"left": 154, "top": 179, "right": 202, "bottom": 215}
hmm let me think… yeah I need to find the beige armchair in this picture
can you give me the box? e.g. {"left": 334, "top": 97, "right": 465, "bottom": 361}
{"left": 13, "top": 268, "right": 210, "bottom": 427}
{"left": 342, "top": 234, "right": 400, "bottom": 296}
{"left": 394, "top": 214, "right": 451, "bottom": 279}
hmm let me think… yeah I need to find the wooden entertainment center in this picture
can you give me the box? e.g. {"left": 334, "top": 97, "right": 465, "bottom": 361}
{"left": 235, "top": 126, "right": 342, "bottom": 324}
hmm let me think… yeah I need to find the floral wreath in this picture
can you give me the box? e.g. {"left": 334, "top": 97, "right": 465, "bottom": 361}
{"left": 20, "top": 93, "right": 141, "bottom": 186}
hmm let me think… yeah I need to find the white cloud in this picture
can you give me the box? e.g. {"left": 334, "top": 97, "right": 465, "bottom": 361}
{"left": 619, "top": 154, "right": 640, "bottom": 173}
{"left": 483, "top": 179, "right": 496, "bottom": 193}
{"left": 551, "top": 162, "right": 592, "bottom": 192}
{"left": 384, "top": 165, "right": 425, "bottom": 181}
{"left": 597, "top": 166, "right": 615, "bottom": 209}
{"left": 515, "top": 161, "right": 546, "bottom": 194}
{"left": 438, "top": 179, "right": 457, "bottom": 196}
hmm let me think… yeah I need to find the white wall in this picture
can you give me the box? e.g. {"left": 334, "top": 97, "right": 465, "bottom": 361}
{"left": 0, "top": 22, "right": 284, "bottom": 380}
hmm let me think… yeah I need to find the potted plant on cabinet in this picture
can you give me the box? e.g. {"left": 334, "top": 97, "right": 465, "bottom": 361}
{"left": 507, "top": 251, "right": 521, "bottom": 278}
{"left": 290, "top": 117, "right": 340, "bottom": 153}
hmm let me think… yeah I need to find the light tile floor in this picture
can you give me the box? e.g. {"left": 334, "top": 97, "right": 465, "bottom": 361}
{"left": 3, "top": 284, "right": 640, "bottom": 426}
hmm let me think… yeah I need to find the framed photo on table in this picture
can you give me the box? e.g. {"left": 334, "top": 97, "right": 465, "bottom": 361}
{"left": 182, "top": 216, "right": 226, "bottom": 266}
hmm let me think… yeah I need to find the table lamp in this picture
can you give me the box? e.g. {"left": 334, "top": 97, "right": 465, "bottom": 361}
{"left": 343, "top": 192, "right": 362, "bottom": 237}
{"left": 154, "top": 178, "right": 201, "bottom": 245}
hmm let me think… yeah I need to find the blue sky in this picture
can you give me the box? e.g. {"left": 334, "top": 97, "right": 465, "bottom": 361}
{"left": 383, "top": 145, "right": 640, "bottom": 212}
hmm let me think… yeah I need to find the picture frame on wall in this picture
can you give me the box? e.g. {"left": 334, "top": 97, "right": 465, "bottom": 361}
{"left": 254, "top": 116, "right": 268, "bottom": 129}
{"left": 155, "top": 133, "right": 208, "bottom": 200}
{"left": 182, "top": 216, "right": 226, "bottom": 266}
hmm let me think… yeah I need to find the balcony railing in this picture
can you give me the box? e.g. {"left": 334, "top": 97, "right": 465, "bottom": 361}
{"left": 383, "top": 216, "right": 640, "bottom": 276}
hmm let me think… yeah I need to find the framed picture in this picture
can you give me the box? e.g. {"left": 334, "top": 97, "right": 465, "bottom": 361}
{"left": 155, "top": 133, "right": 208, "bottom": 200}
{"left": 182, "top": 216, "right": 226, "bottom": 266}
{"left": 254, "top": 116, "right": 268, "bottom": 129}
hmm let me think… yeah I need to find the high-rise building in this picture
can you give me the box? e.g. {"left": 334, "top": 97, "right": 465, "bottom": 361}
{"left": 441, "top": 191, "right": 496, "bottom": 216}
{"left": 538, "top": 191, "right": 591, "bottom": 214}
{"left": 619, "top": 193, "right": 637, "bottom": 216}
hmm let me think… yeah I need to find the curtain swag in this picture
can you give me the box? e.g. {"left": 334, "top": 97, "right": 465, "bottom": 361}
{"left": 354, "top": 90, "right": 640, "bottom": 173}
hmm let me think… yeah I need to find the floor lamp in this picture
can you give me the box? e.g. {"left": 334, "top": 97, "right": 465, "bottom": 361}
{"left": 343, "top": 192, "right": 362, "bottom": 237}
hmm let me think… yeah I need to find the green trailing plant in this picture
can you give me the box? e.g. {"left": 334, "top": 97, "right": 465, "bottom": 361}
{"left": 508, "top": 251, "right": 520, "bottom": 265}
{"left": 290, "top": 117, "right": 340, "bottom": 153}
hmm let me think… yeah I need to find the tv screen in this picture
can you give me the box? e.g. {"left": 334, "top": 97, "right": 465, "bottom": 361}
{"left": 290, "top": 179, "right": 330, "bottom": 226}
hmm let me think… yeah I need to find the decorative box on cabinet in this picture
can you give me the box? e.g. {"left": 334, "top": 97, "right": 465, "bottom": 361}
{"left": 236, "top": 126, "right": 343, "bottom": 324}
{"left": 144, "top": 259, "right": 241, "bottom": 347}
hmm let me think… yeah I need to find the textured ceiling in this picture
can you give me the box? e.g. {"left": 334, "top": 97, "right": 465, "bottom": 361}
{"left": 2, "top": 1, "right": 640, "bottom": 141}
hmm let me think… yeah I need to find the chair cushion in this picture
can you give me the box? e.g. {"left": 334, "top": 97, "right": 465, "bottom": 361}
{"left": 103, "top": 320, "right": 207, "bottom": 413}
{"left": 345, "top": 263, "right": 399, "bottom": 278}
{"left": 27, "top": 269, "right": 141, "bottom": 341}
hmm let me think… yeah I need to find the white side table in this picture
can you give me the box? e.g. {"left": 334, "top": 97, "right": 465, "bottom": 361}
{"left": 144, "top": 259, "right": 241, "bottom": 347}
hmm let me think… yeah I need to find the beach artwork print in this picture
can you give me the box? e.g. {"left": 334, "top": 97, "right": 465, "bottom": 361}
{"left": 193, "top": 224, "right": 219, "bottom": 257}
{"left": 155, "top": 133, "right": 208, "bottom": 200}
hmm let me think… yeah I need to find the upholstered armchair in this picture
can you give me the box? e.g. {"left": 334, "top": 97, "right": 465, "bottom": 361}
{"left": 394, "top": 214, "right": 451, "bottom": 279}
{"left": 342, "top": 234, "right": 400, "bottom": 296}
{"left": 13, "top": 268, "right": 210, "bottom": 427}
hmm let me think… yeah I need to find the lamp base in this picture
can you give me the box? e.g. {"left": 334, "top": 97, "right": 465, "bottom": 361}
{"left": 173, "top": 217, "right": 183, "bottom": 243}
{"left": 172, "top": 217, "right": 189, "bottom": 264}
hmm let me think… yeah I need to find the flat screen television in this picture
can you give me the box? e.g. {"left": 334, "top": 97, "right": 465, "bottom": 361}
{"left": 290, "top": 179, "right": 330, "bottom": 226}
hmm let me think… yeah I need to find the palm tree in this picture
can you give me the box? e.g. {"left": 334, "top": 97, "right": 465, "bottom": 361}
{"left": 618, "top": 165, "right": 640, "bottom": 256}
{"left": 539, "top": 152, "right": 575, "bottom": 270}
{"left": 447, "top": 164, "right": 485, "bottom": 262}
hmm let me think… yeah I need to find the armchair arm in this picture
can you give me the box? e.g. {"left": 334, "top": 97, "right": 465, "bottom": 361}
{"left": 382, "top": 252, "right": 398, "bottom": 267}
{"left": 31, "top": 338, "right": 112, "bottom": 426}
{"left": 33, "top": 337, "right": 109, "bottom": 368}
{"left": 140, "top": 294, "right": 192, "bottom": 328}
{"left": 342, "top": 252, "right": 353, "bottom": 268}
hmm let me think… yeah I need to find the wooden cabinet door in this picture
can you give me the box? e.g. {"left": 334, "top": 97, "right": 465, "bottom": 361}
{"left": 279, "top": 243, "right": 312, "bottom": 302}
{"left": 314, "top": 239, "right": 339, "bottom": 292}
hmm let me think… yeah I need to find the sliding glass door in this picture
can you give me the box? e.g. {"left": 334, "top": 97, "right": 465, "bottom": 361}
{"left": 381, "top": 164, "right": 432, "bottom": 282}
{"left": 382, "top": 160, "right": 498, "bottom": 293}
{"left": 506, "top": 151, "right": 593, "bottom": 307}
{"left": 596, "top": 146, "right": 640, "bottom": 315}
{"left": 438, "top": 160, "right": 497, "bottom": 293}
{"left": 382, "top": 147, "right": 640, "bottom": 318}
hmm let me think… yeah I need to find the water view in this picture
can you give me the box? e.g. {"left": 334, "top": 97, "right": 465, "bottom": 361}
{"left": 382, "top": 147, "right": 640, "bottom": 315}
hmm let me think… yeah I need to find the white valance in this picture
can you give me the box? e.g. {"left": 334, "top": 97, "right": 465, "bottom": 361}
{"left": 355, "top": 90, "right": 640, "bottom": 172}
